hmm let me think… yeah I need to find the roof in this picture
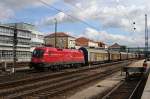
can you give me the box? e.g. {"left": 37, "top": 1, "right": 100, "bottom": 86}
{"left": 45, "top": 32, "right": 74, "bottom": 38}
{"left": 76, "top": 37, "right": 88, "bottom": 46}
{"left": 109, "top": 43, "right": 121, "bottom": 48}
{"left": 75, "top": 37, "right": 97, "bottom": 46}
{"left": 76, "top": 37, "right": 95, "bottom": 42}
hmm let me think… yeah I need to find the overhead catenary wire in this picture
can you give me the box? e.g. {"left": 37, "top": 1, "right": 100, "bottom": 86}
{"left": 65, "top": 0, "right": 136, "bottom": 26}
{"left": 38, "top": 0, "right": 100, "bottom": 31}
{"left": 65, "top": 0, "right": 136, "bottom": 32}
{"left": 115, "top": 1, "right": 136, "bottom": 30}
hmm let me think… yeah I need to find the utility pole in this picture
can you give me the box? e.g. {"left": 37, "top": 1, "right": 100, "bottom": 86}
{"left": 12, "top": 23, "right": 18, "bottom": 73}
{"left": 54, "top": 18, "right": 57, "bottom": 48}
{"left": 145, "top": 14, "right": 148, "bottom": 58}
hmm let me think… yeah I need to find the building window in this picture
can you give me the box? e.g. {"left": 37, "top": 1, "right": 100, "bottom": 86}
{"left": 38, "top": 35, "right": 44, "bottom": 39}
{"left": 31, "top": 34, "right": 36, "bottom": 38}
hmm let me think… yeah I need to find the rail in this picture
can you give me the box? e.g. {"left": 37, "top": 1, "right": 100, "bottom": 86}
{"left": 0, "top": 61, "right": 132, "bottom": 98}
{"left": 101, "top": 73, "right": 147, "bottom": 99}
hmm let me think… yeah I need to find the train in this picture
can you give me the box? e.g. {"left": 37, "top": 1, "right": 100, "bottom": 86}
{"left": 30, "top": 47, "right": 144, "bottom": 70}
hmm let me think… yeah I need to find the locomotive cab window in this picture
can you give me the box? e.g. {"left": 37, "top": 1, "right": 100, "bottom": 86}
{"left": 32, "top": 49, "right": 44, "bottom": 58}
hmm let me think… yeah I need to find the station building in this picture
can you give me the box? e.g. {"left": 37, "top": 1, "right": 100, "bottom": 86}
{"left": 109, "top": 43, "right": 127, "bottom": 52}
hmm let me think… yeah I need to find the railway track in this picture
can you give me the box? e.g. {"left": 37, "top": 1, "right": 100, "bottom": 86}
{"left": 0, "top": 60, "right": 133, "bottom": 99}
{"left": 0, "top": 60, "right": 128, "bottom": 84}
{"left": 30, "top": 66, "right": 121, "bottom": 99}
{"left": 102, "top": 73, "right": 147, "bottom": 99}
{"left": 0, "top": 62, "right": 29, "bottom": 69}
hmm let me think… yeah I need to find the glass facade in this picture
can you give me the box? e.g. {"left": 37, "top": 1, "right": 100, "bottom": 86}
{"left": 0, "top": 50, "right": 31, "bottom": 61}
{"left": 0, "top": 25, "right": 31, "bottom": 62}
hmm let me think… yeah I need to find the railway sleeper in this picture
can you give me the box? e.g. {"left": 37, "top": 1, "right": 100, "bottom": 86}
{"left": 0, "top": 73, "right": 84, "bottom": 96}
{"left": 0, "top": 61, "right": 132, "bottom": 98}
{"left": 28, "top": 67, "right": 121, "bottom": 98}
{"left": 5, "top": 75, "right": 87, "bottom": 99}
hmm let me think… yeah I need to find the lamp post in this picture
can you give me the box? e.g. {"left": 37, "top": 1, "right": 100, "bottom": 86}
{"left": 145, "top": 14, "right": 148, "bottom": 58}
{"left": 12, "top": 23, "right": 18, "bottom": 73}
{"left": 54, "top": 18, "right": 57, "bottom": 48}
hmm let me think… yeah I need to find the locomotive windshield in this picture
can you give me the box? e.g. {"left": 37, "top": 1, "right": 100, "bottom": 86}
{"left": 32, "top": 49, "right": 44, "bottom": 58}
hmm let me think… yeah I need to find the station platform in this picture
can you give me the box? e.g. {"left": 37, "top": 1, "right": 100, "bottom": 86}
{"left": 141, "top": 60, "right": 150, "bottom": 99}
{"left": 68, "top": 72, "right": 124, "bottom": 99}
{"left": 122, "top": 59, "right": 147, "bottom": 78}
{"left": 115, "top": 60, "right": 150, "bottom": 99}
{"left": 68, "top": 60, "right": 149, "bottom": 99}
{"left": 128, "top": 59, "right": 145, "bottom": 67}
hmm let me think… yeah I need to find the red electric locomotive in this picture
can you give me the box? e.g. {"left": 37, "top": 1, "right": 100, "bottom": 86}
{"left": 30, "top": 47, "right": 85, "bottom": 69}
